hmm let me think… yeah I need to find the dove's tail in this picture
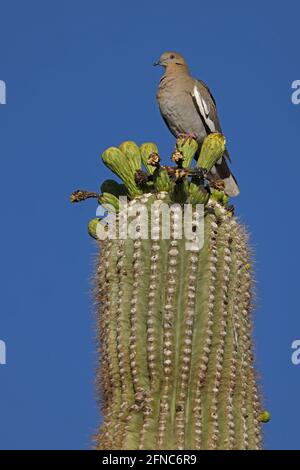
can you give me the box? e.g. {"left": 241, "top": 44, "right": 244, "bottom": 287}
{"left": 211, "top": 156, "right": 240, "bottom": 197}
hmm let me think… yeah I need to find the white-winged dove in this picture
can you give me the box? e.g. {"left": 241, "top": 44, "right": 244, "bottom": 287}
{"left": 155, "top": 51, "right": 239, "bottom": 197}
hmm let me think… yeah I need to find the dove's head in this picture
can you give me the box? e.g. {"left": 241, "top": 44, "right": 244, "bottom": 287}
{"left": 154, "top": 52, "right": 189, "bottom": 71}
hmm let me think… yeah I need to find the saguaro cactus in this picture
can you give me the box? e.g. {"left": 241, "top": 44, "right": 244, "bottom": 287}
{"left": 71, "top": 134, "right": 264, "bottom": 450}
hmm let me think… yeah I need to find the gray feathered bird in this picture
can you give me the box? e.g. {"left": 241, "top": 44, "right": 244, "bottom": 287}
{"left": 155, "top": 51, "right": 239, "bottom": 197}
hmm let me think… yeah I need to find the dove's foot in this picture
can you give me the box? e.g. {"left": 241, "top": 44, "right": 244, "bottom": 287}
{"left": 177, "top": 132, "right": 197, "bottom": 145}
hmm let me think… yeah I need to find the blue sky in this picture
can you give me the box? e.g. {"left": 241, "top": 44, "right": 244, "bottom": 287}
{"left": 0, "top": 0, "right": 299, "bottom": 450}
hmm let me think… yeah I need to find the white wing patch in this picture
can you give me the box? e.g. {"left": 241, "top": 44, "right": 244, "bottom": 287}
{"left": 192, "top": 85, "right": 216, "bottom": 133}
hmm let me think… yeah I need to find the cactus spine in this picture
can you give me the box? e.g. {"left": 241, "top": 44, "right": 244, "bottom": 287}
{"left": 71, "top": 134, "right": 264, "bottom": 450}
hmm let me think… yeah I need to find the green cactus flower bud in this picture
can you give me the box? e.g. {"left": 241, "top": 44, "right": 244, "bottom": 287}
{"left": 175, "top": 137, "right": 198, "bottom": 168}
{"left": 140, "top": 143, "right": 160, "bottom": 174}
{"left": 259, "top": 410, "right": 271, "bottom": 423}
{"left": 101, "top": 146, "right": 143, "bottom": 198}
{"left": 88, "top": 218, "right": 100, "bottom": 240}
{"left": 118, "top": 141, "right": 142, "bottom": 173}
{"left": 211, "top": 188, "right": 229, "bottom": 206}
{"left": 197, "top": 133, "right": 226, "bottom": 171}
{"left": 188, "top": 181, "right": 210, "bottom": 205}
{"left": 153, "top": 168, "right": 173, "bottom": 193}
{"left": 98, "top": 192, "right": 120, "bottom": 211}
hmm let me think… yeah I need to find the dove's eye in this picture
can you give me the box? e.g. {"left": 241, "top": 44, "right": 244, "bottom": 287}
{"left": 170, "top": 54, "right": 175, "bottom": 59}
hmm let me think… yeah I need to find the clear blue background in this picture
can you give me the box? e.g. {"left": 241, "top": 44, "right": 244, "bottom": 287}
{"left": 0, "top": 0, "right": 299, "bottom": 450}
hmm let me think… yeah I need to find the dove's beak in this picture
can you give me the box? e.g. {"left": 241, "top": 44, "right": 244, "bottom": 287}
{"left": 153, "top": 60, "right": 161, "bottom": 66}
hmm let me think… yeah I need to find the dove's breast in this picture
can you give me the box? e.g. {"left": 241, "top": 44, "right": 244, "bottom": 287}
{"left": 157, "top": 75, "right": 207, "bottom": 142}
